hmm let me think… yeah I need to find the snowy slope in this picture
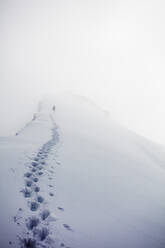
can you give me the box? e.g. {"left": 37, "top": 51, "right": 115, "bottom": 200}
{"left": 1, "top": 92, "right": 165, "bottom": 248}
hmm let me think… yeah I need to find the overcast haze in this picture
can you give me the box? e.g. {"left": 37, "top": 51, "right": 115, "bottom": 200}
{"left": 1, "top": 0, "right": 165, "bottom": 145}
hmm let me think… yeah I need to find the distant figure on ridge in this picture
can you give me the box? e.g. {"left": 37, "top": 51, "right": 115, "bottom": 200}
{"left": 52, "top": 105, "right": 56, "bottom": 112}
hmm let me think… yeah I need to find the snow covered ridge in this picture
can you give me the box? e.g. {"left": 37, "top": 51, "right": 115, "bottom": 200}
{"left": 1, "top": 93, "right": 165, "bottom": 248}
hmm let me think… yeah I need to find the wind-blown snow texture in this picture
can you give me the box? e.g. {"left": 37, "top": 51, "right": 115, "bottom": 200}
{"left": 0, "top": 92, "right": 165, "bottom": 248}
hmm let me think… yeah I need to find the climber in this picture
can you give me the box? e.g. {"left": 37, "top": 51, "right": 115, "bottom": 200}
{"left": 52, "top": 105, "right": 56, "bottom": 112}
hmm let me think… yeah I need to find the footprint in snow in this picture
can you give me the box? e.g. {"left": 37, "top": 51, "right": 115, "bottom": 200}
{"left": 34, "top": 186, "right": 40, "bottom": 192}
{"left": 32, "top": 162, "right": 38, "bottom": 167}
{"left": 22, "top": 188, "right": 32, "bottom": 198}
{"left": 38, "top": 171, "right": 43, "bottom": 176}
{"left": 30, "top": 201, "right": 39, "bottom": 211}
{"left": 37, "top": 195, "right": 44, "bottom": 203}
{"left": 49, "top": 192, "right": 54, "bottom": 197}
{"left": 33, "top": 177, "right": 39, "bottom": 183}
{"left": 40, "top": 209, "right": 50, "bottom": 220}
{"left": 20, "top": 238, "right": 36, "bottom": 248}
{"left": 58, "top": 207, "right": 64, "bottom": 212}
{"left": 63, "top": 224, "right": 73, "bottom": 231}
{"left": 26, "top": 180, "right": 33, "bottom": 187}
{"left": 34, "top": 157, "right": 39, "bottom": 161}
{"left": 24, "top": 172, "right": 32, "bottom": 178}
{"left": 33, "top": 227, "right": 49, "bottom": 241}
{"left": 26, "top": 217, "right": 40, "bottom": 230}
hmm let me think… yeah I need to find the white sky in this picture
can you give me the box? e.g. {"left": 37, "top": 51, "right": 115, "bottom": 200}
{"left": 1, "top": 0, "right": 165, "bottom": 145}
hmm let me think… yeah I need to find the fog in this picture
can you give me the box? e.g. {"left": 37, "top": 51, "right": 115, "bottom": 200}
{"left": 1, "top": 0, "right": 165, "bottom": 145}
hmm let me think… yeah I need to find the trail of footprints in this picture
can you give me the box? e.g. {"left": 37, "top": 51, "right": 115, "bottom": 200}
{"left": 14, "top": 125, "right": 73, "bottom": 248}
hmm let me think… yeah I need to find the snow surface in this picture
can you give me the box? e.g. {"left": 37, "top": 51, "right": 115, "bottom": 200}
{"left": 0, "top": 92, "right": 165, "bottom": 248}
